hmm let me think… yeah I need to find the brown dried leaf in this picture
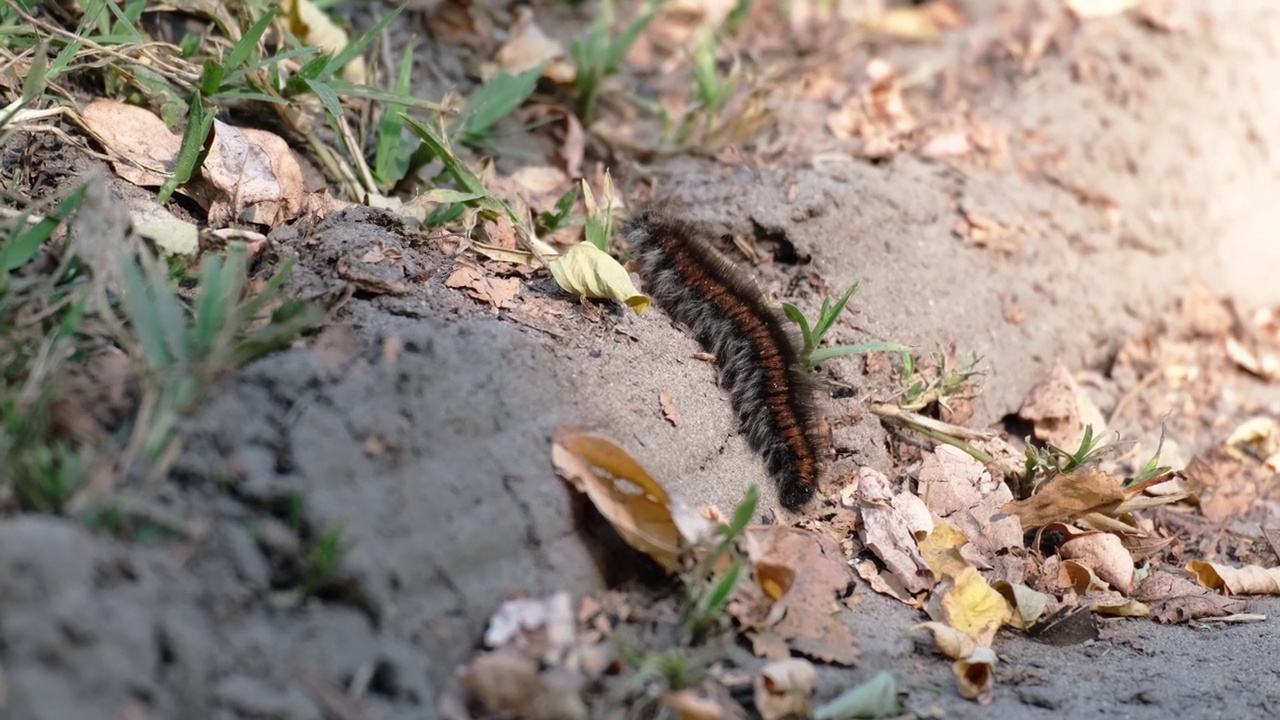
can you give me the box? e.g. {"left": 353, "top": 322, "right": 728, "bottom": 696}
{"left": 858, "top": 468, "right": 935, "bottom": 595}
{"left": 1136, "top": 571, "right": 1247, "bottom": 623}
{"left": 744, "top": 527, "right": 859, "bottom": 665}
{"left": 445, "top": 267, "right": 520, "bottom": 310}
{"left": 918, "top": 446, "right": 1022, "bottom": 563}
{"left": 1001, "top": 468, "right": 1125, "bottom": 529}
{"left": 1058, "top": 532, "right": 1135, "bottom": 595}
{"left": 1018, "top": 363, "right": 1107, "bottom": 451}
{"left": 551, "top": 427, "right": 713, "bottom": 572}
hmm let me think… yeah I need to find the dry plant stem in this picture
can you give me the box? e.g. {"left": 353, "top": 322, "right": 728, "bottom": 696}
{"left": 12, "top": 6, "right": 197, "bottom": 87}
{"left": 337, "top": 112, "right": 377, "bottom": 195}
{"left": 871, "top": 402, "right": 995, "bottom": 463}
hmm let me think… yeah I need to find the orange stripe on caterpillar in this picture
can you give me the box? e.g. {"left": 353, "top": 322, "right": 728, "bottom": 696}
{"left": 624, "top": 207, "right": 824, "bottom": 509}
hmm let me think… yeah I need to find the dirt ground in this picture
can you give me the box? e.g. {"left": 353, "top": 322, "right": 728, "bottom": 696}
{"left": 7, "top": 1, "right": 1280, "bottom": 719}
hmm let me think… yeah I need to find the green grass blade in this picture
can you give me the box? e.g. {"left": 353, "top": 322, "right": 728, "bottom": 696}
{"left": 157, "top": 93, "right": 215, "bottom": 204}
{"left": 449, "top": 65, "right": 543, "bottom": 145}
{"left": 373, "top": 43, "right": 416, "bottom": 187}
{"left": 226, "top": 8, "right": 277, "bottom": 71}
{"left": 322, "top": 3, "right": 405, "bottom": 79}
{"left": 812, "top": 281, "right": 859, "bottom": 343}
{"left": 0, "top": 184, "right": 86, "bottom": 272}
{"left": 808, "top": 340, "right": 912, "bottom": 366}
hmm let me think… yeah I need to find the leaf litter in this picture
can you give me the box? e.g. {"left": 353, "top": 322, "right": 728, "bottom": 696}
{"left": 13, "top": 0, "right": 1280, "bottom": 717}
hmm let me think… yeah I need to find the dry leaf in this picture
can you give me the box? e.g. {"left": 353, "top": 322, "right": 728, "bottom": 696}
{"left": 445, "top": 267, "right": 520, "bottom": 310}
{"left": 918, "top": 445, "right": 1022, "bottom": 562}
{"left": 1000, "top": 468, "right": 1125, "bottom": 529}
{"left": 1058, "top": 532, "right": 1135, "bottom": 595}
{"left": 662, "top": 687, "right": 734, "bottom": 720}
{"left": 551, "top": 427, "right": 713, "bottom": 571}
{"left": 754, "top": 659, "right": 816, "bottom": 720}
{"left": 78, "top": 99, "right": 180, "bottom": 185}
{"left": 1018, "top": 363, "right": 1107, "bottom": 451}
{"left": 1225, "top": 417, "right": 1280, "bottom": 466}
{"left": 934, "top": 566, "right": 1012, "bottom": 646}
{"left": 1186, "top": 561, "right": 1280, "bottom": 595}
{"left": 742, "top": 527, "right": 859, "bottom": 665}
{"left": 857, "top": 467, "right": 935, "bottom": 595}
{"left": 462, "top": 650, "right": 542, "bottom": 717}
{"left": 495, "top": 7, "right": 576, "bottom": 83}
{"left": 128, "top": 198, "right": 199, "bottom": 256}
{"left": 1136, "top": 571, "right": 1247, "bottom": 623}
{"left": 548, "top": 243, "right": 651, "bottom": 312}
{"left": 953, "top": 646, "right": 998, "bottom": 704}
{"left": 918, "top": 522, "right": 970, "bottom": 580}
{"left": 860, "top": 6, "right": 941, "bottom": 41}
{"left": 910, "top": 621, "right": 976, "bottom": 660}
{"left": 991, "top": 581, "right": 1049, "bottom": 629}
{"left": 193, "top": 122, "right": 305, "bottom": 225}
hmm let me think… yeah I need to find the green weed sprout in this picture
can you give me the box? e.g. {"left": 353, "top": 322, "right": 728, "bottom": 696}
{"left": 782, "top": 283, "right": 909, "bottom": 371}
{"left": 570, "top": 0, "right": 665, "bottom": 123}
{"left": 304, "top": 525, "right": 350, "bottom": 595}
{"left": 679, "top": 484, "right": 757, "bottom": 644}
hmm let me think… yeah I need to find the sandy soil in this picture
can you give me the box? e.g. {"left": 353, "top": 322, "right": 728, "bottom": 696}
{"left": 6, "top": 1, "right": 1280, "bottom": 719}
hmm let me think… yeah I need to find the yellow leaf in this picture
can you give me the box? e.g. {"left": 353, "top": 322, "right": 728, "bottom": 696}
{"left": 939, "top": 567, "right": 1011, "bottom": 646}
{"left": 909, "top": 621, "right": 975, "bottom": 660}
{"left": 548, "top": 242, "right": 650, "bottom": 312}
{"left": 918, "top": 521, "right": 970, "bottom": 579}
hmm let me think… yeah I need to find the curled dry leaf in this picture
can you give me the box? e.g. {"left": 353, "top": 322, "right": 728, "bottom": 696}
{"left": 662, "top": 686, "right": 742, "bottom": 720}
{"left": 1136, "top": 571, "right": 1248, "bottom": 623}
{"left": 910, "top": 621, "right": 976, "bottom": 660}
{"left": 1018, "top": 362, "right": 1107, "bottom": 452}
{"left": 551, "top": 427, "right": 713, "bottom": 572}
{"left": 953, "top": 646, "right": 998, "bottom": 704}
{"left": 754, "top": 658, "right": 816, "bottom": 720}
{"left": 548, "top": 243, "right": 651, "bottom": 312}
{"left": 1225, "top": 416, "right": 1280, "bottom": 468}
{"left": 1186, "top": 560, "right": 1280, "bottom": 595}
{"left": 992, "top": 581, "right": 1050, "bottom": 629}
{"left": 1000, "top": 468, "right": 1126, "bottom": 529}
{"left": 1060, "top": 559, "right": 1108, "bottom": 594}
{"left": 1058, "top": 532, "right": 1135, "bottom": 595}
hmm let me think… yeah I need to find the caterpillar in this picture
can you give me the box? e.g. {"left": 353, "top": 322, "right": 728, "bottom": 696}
{"left": 624, "top": 207, "right": 824, "bottom": 509}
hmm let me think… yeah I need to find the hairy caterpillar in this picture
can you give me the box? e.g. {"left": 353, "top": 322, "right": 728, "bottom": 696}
{"left": 625, "top": 208, "right": 824, "bottom": 509}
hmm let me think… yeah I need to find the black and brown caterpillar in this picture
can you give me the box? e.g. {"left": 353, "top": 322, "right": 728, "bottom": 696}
{"left": 624, "top": 208, "right": 824, "bottom": 509}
